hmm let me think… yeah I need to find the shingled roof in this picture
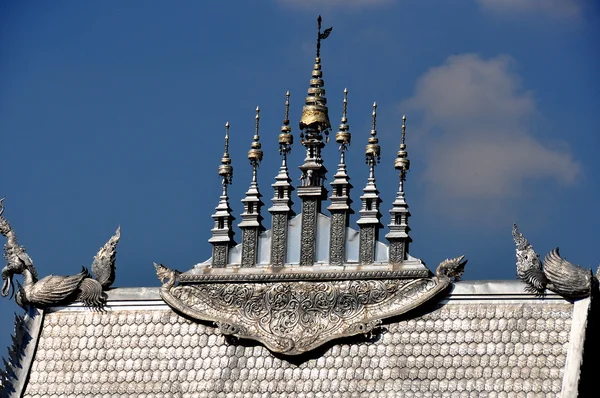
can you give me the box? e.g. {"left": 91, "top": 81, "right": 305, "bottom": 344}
{"left": 4, "top": 281, "right": 592, "bottom": 397}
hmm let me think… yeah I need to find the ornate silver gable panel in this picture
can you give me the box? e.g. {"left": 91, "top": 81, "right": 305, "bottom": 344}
{"left": 155, "top": 16, "right": 469, "bottom": 356}
{"left": 156, "top": 257, "right": 465, "bottom": 355}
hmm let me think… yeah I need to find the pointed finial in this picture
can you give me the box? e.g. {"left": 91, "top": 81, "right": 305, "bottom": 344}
{"left": 371, "top": 102, "right": 377, "bottom": 133}
{"left": 218, "top": 122, "right": 233, "bottom": 184}
{"left": 365, "top": 102, "right": 380, "bottom": 168}
{"left": 299, "top": 17, "right": 332, "bottom": 133}
{"left": 279, "top": 91, "right": 293, "bottom": 156}
{"left": 335, "top": 88, "right": 351, "bottom": 160}
{"left": 248, "top": 107, "right": 263, "bottom": 168}
{"left": 284, "top": 91, "right": 290, "bottom": 122}
{"left": 395, "top": 115, "right": 410, "bottom": 186}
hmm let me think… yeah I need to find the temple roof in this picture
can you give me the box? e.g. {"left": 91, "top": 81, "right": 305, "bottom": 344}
{"left": 7, "top": 281, "right": 592, "bottom": 397}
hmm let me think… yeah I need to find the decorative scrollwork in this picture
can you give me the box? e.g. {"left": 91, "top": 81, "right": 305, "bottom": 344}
{"left": 270, "top": 213, "right": 287, "bottom": 266}
{"left": 241, "top": 229, "right": 257, "bottom": 267}
{"left": 300, "top": 199, "right": 317, "bottom": 265}
{"left": 212, "top": 244, "right": 228, "bottom": 268}
{"left": 359, "top": 225, "right": 375, "bottom": 264}
{"left": 329, "top": 212, "right": 346, "bottom": 266}
{"left": 159, "top": 276, "right": 450, "bottom": 355}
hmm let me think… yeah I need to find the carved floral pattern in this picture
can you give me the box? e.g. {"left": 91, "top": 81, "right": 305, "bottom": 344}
{"left": 329, "top": 212, "right": 346, "bottom": 266}
{"left": 389, "top": 241, "right": 405, "bottom": 264}
{"left": 270, "top": 213, "right": 287, "bottom": 267}
{"left": 241, "top": 229, "right": 257, "bottom": 267}
{"left": 161, "top": 276, "right": 449, "bottom": 355}
{"left": 300, "top": 199, "right": 317, "bottom": 265}
{"left": 359, "top": 225, "right": 375, "bottom": 264}
{"left": 212, "top": 244, "right": 228, "bottom": 268}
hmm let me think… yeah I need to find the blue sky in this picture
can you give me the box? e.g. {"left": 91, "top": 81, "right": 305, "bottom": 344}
{"left": 0, "top": 1, "right": 598, "bottom": 350}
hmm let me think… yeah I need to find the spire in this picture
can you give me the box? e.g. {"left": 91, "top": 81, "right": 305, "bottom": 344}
{"left": 386, "top": 115, "right": 412, "bottom": 263}
{"left": 357, "top": 102, "right": 383, "bottom": 265}
{"left": 269, "top": 92, "right": 296, "bottom": 266}
{"left": 239, "top": 107, "right": 265, "bottom": 267}
{"left": 209, "top": 122, "right": 236, "bottom": 267}
{"left": 297, "top": 16, "right": 333, "bottom": 266}
{"left": 328, "top": 88, "right": 353, "bottom": 266}
{"left": 299, "top": 15, "right": 332, "bottom": 134}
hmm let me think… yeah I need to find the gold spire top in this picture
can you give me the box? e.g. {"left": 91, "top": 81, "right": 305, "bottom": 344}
{"left": 395, "top": 115, "right": 410, "bottom": 182}
{"left": 365, "top": 102, "right": 380, "bottom": 166}
{"left": 336, "top": 88, "right": 351, "bottom": 152}
{"left": 299, "top": 15, "right": 332, "bottom": 133}
{"left": 248, "top": 106, "right": 263, "bottom": 167}
{"left": 218, "top": 122, "right": 234, "bottom": 184}
{"left": 279, "top": 91, "right": 293, "bottom": 155}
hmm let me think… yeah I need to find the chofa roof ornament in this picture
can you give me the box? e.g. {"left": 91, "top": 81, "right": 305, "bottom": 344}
{"left": 155, "top": 17, "right": 468, "bottom": 355}
{"left": 513, "top": 223, "right": 594, "bottom": 299}
{"left": 0, "top": 198, "right": 120, "bottom": 309}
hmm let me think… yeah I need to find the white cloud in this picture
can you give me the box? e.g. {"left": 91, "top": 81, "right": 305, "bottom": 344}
{"left": 402, "top": 54, "right": 580, "bottom": 220}
{"left": 477, "top": 0, "right": 583, "bottom": 20}
{"left": 277, "top": 0, "right": 392, "bottom": 11}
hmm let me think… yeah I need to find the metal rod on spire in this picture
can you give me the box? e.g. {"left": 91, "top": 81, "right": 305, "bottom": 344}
{"left": 316, "top": 15, "right": 333, "bottom": 58}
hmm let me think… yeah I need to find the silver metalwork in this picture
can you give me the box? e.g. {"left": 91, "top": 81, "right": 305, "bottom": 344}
{"left": 209, "top": 122, "right": 236, "bottom": 267}
{"left": 181, "top": 266, "right": 431, "bottom": 283}
{"left": 239, "top": 107, "right": 265, "bottom": 267}
{"left": 513, "top": 223, "right": 592, "bottom": 298}
{"left": 357, "top": 103, "right": 382, "bottom": 264}
{"left": 17, "top": 280, "right": 579, "bottom": 397}
{"left": 299, "top": 198, "right": 318, "bottom": 265}
{"left": 269, "top": 92, "right": 295, "bottom": 267}
{"left": 328, "top": 212, "right": 347, "bottom": 265}
{"left": 0, "top": 199, "right": 120, "bottom": 309}
{"left": 0, "top": 307, "right": 43, "bottom": 397}
{"left": 156, "top": 259, "right": 465, "bottom": 355}
{"left": 386, "top": 115, "right": 411, "bottom": 263}
{"left": 435, "top": 255, "right": 468, "bottom": 282}
{"left": 358, "top": 225, "right": 376, "bottom": 264}
{"left": 328, "top": 89, "right": 353, "bottom": 266}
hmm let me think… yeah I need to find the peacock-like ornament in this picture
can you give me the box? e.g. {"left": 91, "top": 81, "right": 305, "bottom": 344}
{"left": 0, "top": 198, "right": 120, "bottom": 309}
{"left": 513, "top": 223, "right": 593, "bottom": 299}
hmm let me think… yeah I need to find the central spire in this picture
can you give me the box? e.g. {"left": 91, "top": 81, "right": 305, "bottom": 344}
{"left": 299, "top": 15, "right": 332, "bottom": 134}
{"left": 297, "top": 16, "right": 333, "bottom": 266}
